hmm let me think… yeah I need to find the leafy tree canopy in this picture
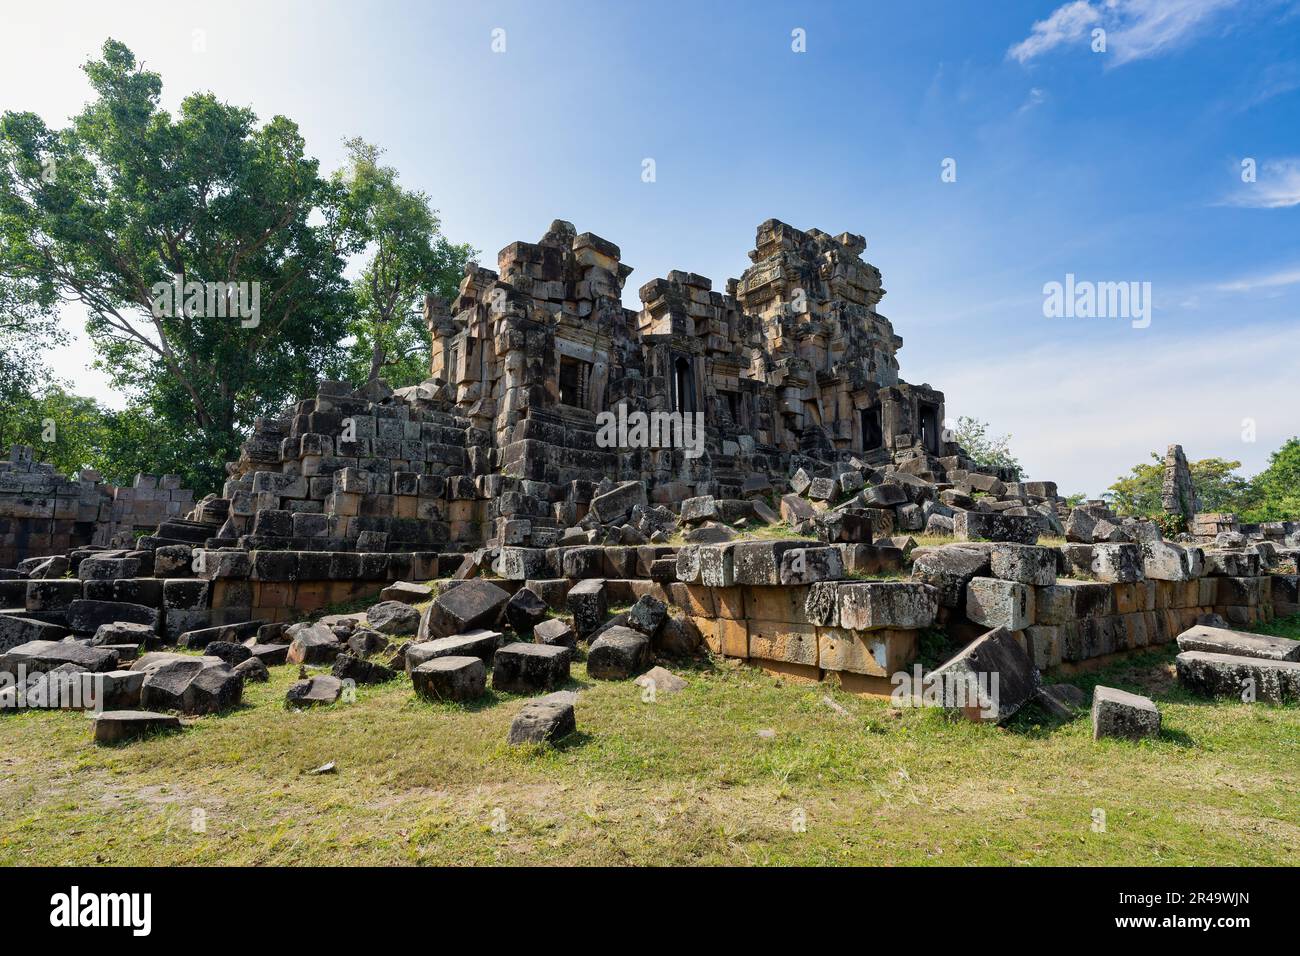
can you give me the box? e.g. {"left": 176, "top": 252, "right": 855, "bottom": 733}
{"left": 951, "top": 415, "right": 1024, "bottom": 479}
{"left": 333, "top": 138, "right": 474, "bottom": 387}
{"left": 0, "top": 39, "right": 357, "bottom": 491}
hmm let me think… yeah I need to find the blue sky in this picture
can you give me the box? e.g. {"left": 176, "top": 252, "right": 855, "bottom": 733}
{"left": 2, "top": 0, "right": 1298, "bottom": 495}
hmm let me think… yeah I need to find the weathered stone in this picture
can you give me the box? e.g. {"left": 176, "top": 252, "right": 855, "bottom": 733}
{"left": 0, "top": 639, "right": 119, "bottom": 674}
{"left": 778, "top": 546, "right": 844, "bottom": 585}
{"left": 1140, "top": 538, "right": 1203, "bottom": 581}
{"left": 505, "top": 586, "right": 549, "bottom": 633}
{"left": 492, "top": 642, "right": 571, "bottom": 694}
{"left": 590, "top": 481, "right": 647, "bottom": 523}
{"left": 989, "top": 544, "right": 1057, "bottom": 586}
{"left": 910, "top": 546, "right": 989, "bottom": 609}
{"left": 234, "top": 656, "right": 270, "bottom": 683}
{"left": 93, "top": 710, "right": 182, "bottom": 745}
{"left": 1090, "top": 543, "right": 1144, "bottom": 583}
{"left": 953, "top": 511, "right": 1039, "bottom": 545}
{"left": 66, "top": 600, "right": 159, "bottom": 636}
{"left": 1175, "top": 624, "right": 1300, "bottom": 662}
{"left": 420, "top": 580, "right": 509, "bottom": 639}
{"left": 332, "top": 652, "right": 396, "bottom": 685}
{"left": 837, "top": 582, "right": 938, "bottom": 631}
{"left": 285, "top": 674, "right": 343, "bottom": 708}
{"left": 565, "top": 578, "right": 607, "bottom": 639}
{"left": 966, "top": 577, "right": 1034, "bottom": 630}
{"left": 507, "top": 692, "right": 576, "bottom": 745}
{"left": 925, "top": 626, "right": 1041, "bottom": 723}
{"left": 634, "top": 665, "right": 687, "bottom": 695}
{"left": 286, "top": 623, "right": 342, "bottom": 664}
{"left": 533, "top": 617, "right": 576, "bottom": 648}
{"left": 625, "top": 593, "right": 667, "bottom": 637}
{"left": 204, "top": 640, "right": 251, "bottom": 666}
{"left": 90, "top": 621, "right": 156, "bottom": 648}
{"left": 405, "top": 628, "right": 503, "bottom": 669}
{"left": 1091, "top": 686, "right": 1160, "bottom": 740}
{"left": 1175, "top": 650, "right": 1300, "bottom": 704}
{"left": 587, "top": 625, "right": 651, "bottom": 680}
{"left": 366, "top": 600, "right": 422, "bottom": 635}
{"left": 412, "top": 655, "right": 486, "bottom": 701}
{"left": 139, "top": 657, "right": 243, "bottom": 715}
{"left": 1035, "top": 683, "right": 1087, "bottom": 721}
{"left": 379, "top": 581, "right": 433, "bottom": 604}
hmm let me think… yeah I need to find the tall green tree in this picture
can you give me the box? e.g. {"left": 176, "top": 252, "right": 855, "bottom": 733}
{"left": 1105, "top": 453, "right": 1253, "bottom": 516}
{"left": 951, "top": 415, "right": 1024, "bottom": 478}
{"left": 334, "top": 138, "right": 473, "bottom": 386}
{"left": 0, "top": 39, "right": 355, "bottom": 492}
{"left": 1242, "top": 438, "right": 1300, "bottom": 522}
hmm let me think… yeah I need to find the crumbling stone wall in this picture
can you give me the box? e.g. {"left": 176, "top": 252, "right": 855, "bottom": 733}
{"left": 0, "top": 445, "right": 195, "bottom": 567}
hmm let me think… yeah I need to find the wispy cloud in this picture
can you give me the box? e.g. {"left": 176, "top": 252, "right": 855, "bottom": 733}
{"left": 1219, "top": 158, "right": 1300, "bottom": 209}
{"left": 1009, "top": 0, "right": 1240, "bottom": 66}
{"left": 1215, "top": 265, "right": 1300, "bottom": 292}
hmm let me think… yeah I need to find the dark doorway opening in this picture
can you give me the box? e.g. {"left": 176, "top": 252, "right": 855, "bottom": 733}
{"left": 861, "top": 406, "right": 883, "bottom": 451}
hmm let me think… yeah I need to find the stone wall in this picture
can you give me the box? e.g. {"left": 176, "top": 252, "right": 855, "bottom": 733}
{"left": 0, "top": 445, "right": 195, "bottom": 568}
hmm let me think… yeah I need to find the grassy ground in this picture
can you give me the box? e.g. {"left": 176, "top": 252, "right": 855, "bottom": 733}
{"left": 0, "top": 617, "right": 1296, "bottom": 866}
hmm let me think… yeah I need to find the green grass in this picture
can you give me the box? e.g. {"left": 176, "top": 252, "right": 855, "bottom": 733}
{"left": 0, "top": 620, "right": 1296, "bottom": 866}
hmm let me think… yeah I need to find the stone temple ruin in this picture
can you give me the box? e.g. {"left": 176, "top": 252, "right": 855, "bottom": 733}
{"left": 1, "top": 218, "right": 1298, "bottom": 743}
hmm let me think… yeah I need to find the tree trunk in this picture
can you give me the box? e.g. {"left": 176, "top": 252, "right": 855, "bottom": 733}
{"left": 367, "top": 333, "right": 385, "bottom": 383}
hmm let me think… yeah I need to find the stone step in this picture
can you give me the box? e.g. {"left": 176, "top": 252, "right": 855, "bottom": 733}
{"left": 1175, "top": 624, "right": 1300, "bottom": 662}
{"left": 1175, "top": 650, "right": 1300, "bottom": 704}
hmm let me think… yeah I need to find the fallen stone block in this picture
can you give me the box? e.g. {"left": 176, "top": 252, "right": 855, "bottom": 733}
{"left": 1175, "top": 624, "right": 1300, "bottom": 662}
{"left": 587, "top": 625, "right": 651, "bottom": 680}
{"left": 492, "top": 642, "right": 571, "bottom": 694}
{"left": 925, "top": 627, "right": 1041, "bottom": 723}
{"left": 411, "top": 655, "right": 486, "bottom": 702}
{"left": 507, "top": 692, "right": 576, "bottom": 745}
{"left": 365, "top": 600, "right": 421, "bottom": 636}
{"left": 1175, "top": 650, "right": 1300, "bottom": 704}
{"left": 92, "top": 710, "right": 182, "bottom": 745}
{"left": 1091, "top": 685, "right": 1160, "bottom": 741}
{"left": 837, "top": 581, "right": 938, "bottom": 631}
{"left": 420, "top": 579, "right": 509, "bottom": 639}
{"left": 634, "top": 665, "right": 687, "bottom": 695}
{"left": 140, "top": 657, "right": 243, "bottom": 715}
{"left": 0, "top": 639, "right": 120, "bottom": 674}
{"left": 90, "top": 621, "right": 156, "bottom": 648}
{"left": 1140, "top": 539, "right": 1204, "bottom": 582}
{"left": 405, "top": 629, "right": 503, "bottom": 670}
{"left": 66, "top": 599, "right": 159, "bottom": 636}
{"left": 379, "top": 580, "right": 433, "bottom": 604}
{"left": 204, "top": 640, "right": 251, "bottom": 667}
{"left": 565, "top": 578, "right": 608, "bottom": 639}
{"left": 505, "top": 586, "right": 549, "bottom": 633}
{"left": 625, "top": 594, "right": 667, "bottom": 637}
{"left": 234, "top": 656, "right": 270, "bottom": 682}
{"left": 285, "top": 674, "right": 343, "bottom": 708}
{"left": 533, "top": 617, "right": 576, "bottom": 648}
{"left": 286, "top": 623, "right": 342, "bottom": 665}
{"left": 331, "top": 653, "right": 396, "bottom": 685}
{"left": 0, "top": 614, "right": 68, "bottom": 652}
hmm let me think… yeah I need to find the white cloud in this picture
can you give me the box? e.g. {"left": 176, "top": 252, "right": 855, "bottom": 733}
{"left": 1009, "top": 0, "right": 1240, "bottom": 66}
{"left": 922, "top": 322, "right": 1300, "bottom": 496}
{"left": 1008, "top": 0, "right": 1101, "bottom": 63}
{"left": 1215, "top": 264, "right": 1300, "bottom": 292}
{"left": 1220, "top": 158, "right": 1300, "bottom": 209}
